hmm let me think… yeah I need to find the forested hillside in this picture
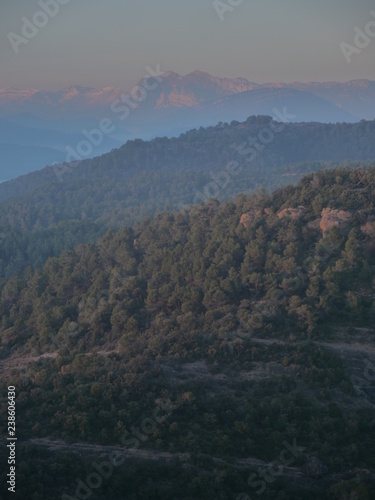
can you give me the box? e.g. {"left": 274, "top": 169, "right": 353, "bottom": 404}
{"left": 0, "top": 221, "right": 106, "bottom": 279}
{"left": 2, "top": 167, "right": 375, "bottom": 355}
{"left": 0, "top": 116, "right": 374, "bottom": 278}
{"left": 1, "top": 167, "right": 375, "bottom": 499}
{"left": 1, "top": 117, "right": 375, "bottom": 229}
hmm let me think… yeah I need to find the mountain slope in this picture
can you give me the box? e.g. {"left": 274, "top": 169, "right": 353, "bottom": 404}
{"left": 201, "top": 88, "right": 356, "bottom": 123}
{"left": 280, "top": 79, "right": 375, "bottom": 120}
{"left": 0, "top": 116, "right": 122, "bottom": 181}
{"left": 0, "top": 117, "right": 375, "bottom": 230}
{"left": 1, "top": 167, "right": 375, "bottom": 499}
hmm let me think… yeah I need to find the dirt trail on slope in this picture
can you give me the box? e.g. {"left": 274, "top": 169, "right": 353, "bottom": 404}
{"left": 27, "top": 437, "right": 304, "bottom": 478}
{"left": 0, "top": 348, "right": 118, "bottom": 376}
{"left": 0, "top": 352, "right": 59, "bottom": 376}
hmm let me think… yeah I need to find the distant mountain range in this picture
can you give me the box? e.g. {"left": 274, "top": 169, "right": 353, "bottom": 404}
{"left": 2, "top": 71, "right": 375, "bottom": 121}
{"left": 1, "top": 70, "right": 375, "bottom": 180}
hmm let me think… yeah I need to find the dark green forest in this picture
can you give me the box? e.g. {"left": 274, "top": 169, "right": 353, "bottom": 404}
{"left": 1, "top": 166, "right": 375, "bottom": 499}
{"left": 2, "top": 167, "right": 375, "bottom": 355}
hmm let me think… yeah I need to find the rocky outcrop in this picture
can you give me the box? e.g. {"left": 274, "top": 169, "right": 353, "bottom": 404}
{"left": 277, "top": 206, "right": 306, "bottom": 220}
{"left": 361, "top": 220, "right": 375, "bottom": 239}
{"left": 320, "top": 208, "right": 353, "bottom": 236}
{"left": 155, "top": 70, "right": 259, "bottom": 109}
{"left": 242, "top": 206, "right": 374, "bottom": 237}
{"left": 156, "top": 87, "right": 200, "bottom": 108}
{"left": 240, "top": 210, "right": 262, "bottom": 228}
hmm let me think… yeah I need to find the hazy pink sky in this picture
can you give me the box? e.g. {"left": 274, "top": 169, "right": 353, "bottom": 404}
{"left": 1, "top": 0, "right": 375, "bottom": 90}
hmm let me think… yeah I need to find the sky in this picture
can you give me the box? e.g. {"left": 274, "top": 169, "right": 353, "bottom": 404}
{"left": 1, "top": 0, "right": 375, "bottom": 90}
